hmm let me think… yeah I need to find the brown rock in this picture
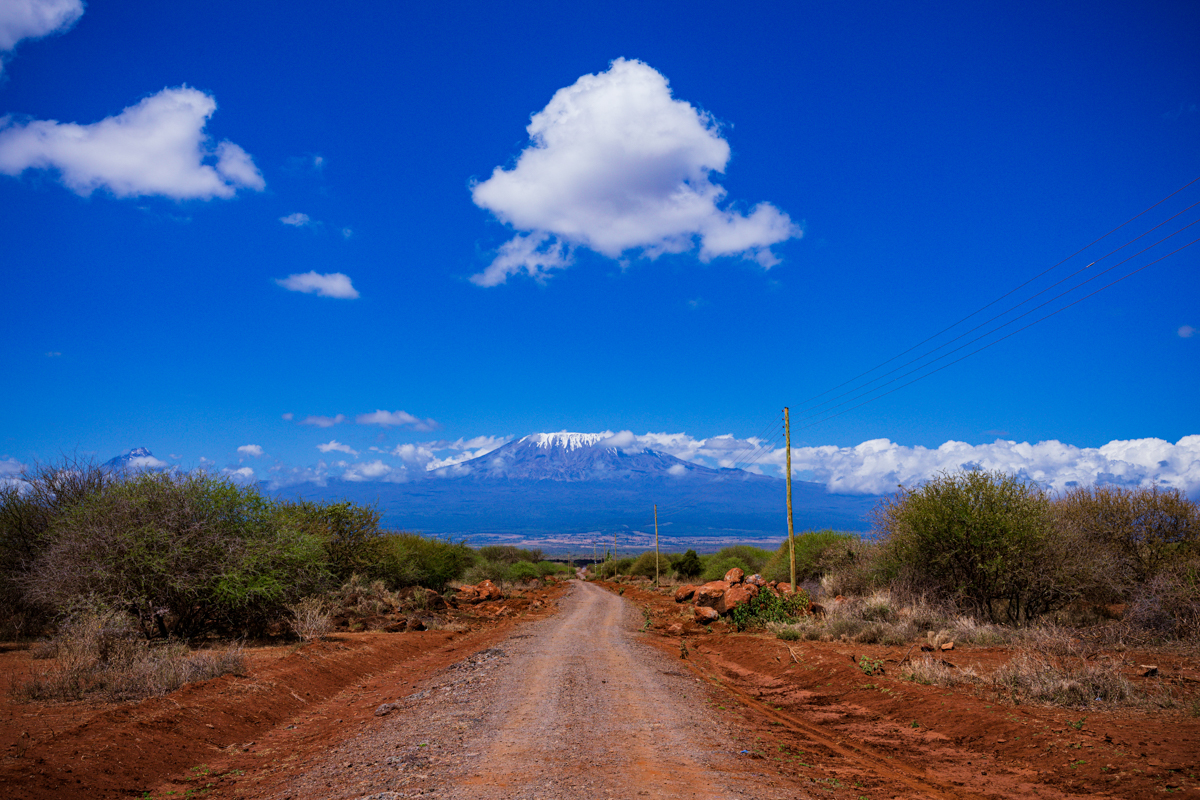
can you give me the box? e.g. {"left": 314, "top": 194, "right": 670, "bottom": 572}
{"left": 374, "top": 703, "right": 398, "bottom": 717}
{"left": 723, "top": 567, "right": 745, "bottom": 584}
{"left": 674, "top": 584, "right": 698, "bottom": 603}
{"left": 405, "top": 616, "right": 426, "bottom": 632}
{"left": 477, "top": 580, "right": 502, "bottom": 601}
{"left": 745, "top": 573, "right": 765, "bottom": 587}
{"left": 666, "top": 623, "right": 684, "bottom": 636}
{"left": 940, "top": 641, "right": 955, "bottom": 651}
{"left": 920, "top": 644, "right": 935, "bottom": 652}
{"left": 694, "top": 580, "right": 731, "bottom": 609}
{"left": 694, "top": 606, "right": 720, "bottom": 623}
{"left": 720, "top": 582, "right": 759, "bottom": 614}
{"left": 808, "top": 602, "right": 825, "bottom": 617}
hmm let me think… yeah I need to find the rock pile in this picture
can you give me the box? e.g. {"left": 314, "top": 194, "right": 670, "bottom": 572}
{"left": 452, "top": 579, "right": 502, "bottom": 605}
{"left": 674, "top": 567, "right": 798, "bottom": 619}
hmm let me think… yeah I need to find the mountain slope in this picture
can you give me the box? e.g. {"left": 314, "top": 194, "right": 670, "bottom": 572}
{"left": 274, "top": 432, "right": 882, "bottom": 547}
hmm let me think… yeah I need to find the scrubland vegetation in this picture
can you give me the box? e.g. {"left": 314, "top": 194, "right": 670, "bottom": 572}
{"left": 599, "top": 469, "right": 1199, "bottom": 708}
{"left": 0, "top": 459, "right": 566, "bottom": 701}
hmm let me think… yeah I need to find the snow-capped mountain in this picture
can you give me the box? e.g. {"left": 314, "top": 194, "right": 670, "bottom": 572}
{"left": 435, "top": 431, "right": 729, "bottom": 482}
{"left": 283, "top": 431, "right": 882, "bottom": 543}
{"left": 102, "top": 447, "right": 168, "bottom": 472}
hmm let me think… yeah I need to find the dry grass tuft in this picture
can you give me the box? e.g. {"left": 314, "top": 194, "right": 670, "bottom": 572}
{"left": 287, "top": 596, "right": 334, "bottom": 642}
{"left": 14, "top": 605, "right": 244, "bottom": 703}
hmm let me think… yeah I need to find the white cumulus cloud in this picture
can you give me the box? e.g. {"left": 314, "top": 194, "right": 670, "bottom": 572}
{"left": 316, "top": 440, "right": 358, "bottom": 456}
{"left": 0, "top": 86, "right": 265, "bottom": 199}
{"left": 127, "top": 454, "right": 168, "bottom": 469}
{"left": 237, "top": 444, "right": 264, "bottom": 458}
{"left": 356, "top": 409, "right": 438, "bottom": 432}
{"left": 275, "top": 271, "right": 359, "bottom": 299}
{"left": 280, "top": 212, "right": 311, "bottom": 227}
{"left": 1179, "top": 325, "right": 1195, "bottom": 338}
{"left": 222, "top": 466, "right": 255, "bottom": 482}
{"left": 343, "top": 459, "right": 407, "bottom": 482}
{"left": 775, "top": 435, "right": 1200, "bottom": 497}
{"left": 0, "top": 0, "right": 82, "bottom": 75}
{"left": 470, "top": 58, "right": 800, "bottom": 286}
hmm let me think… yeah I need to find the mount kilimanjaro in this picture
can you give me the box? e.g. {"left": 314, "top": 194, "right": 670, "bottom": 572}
{"left": 276, "top": 432, "right": 881, "bottom": 552}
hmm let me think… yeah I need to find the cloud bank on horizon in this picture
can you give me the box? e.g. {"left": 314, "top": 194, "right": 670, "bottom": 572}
{"left": 230, "top": 430, "right": 1200, "bottom": 499}
{"left": 470, "top": 58, "right": 801, "bottom": 286}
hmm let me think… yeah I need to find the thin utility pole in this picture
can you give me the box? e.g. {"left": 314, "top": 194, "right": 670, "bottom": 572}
{"left": 785, "top": 406, "right": 796, "bottom": 593}
{"left": 654, "top": 503, "right": 660, "bottom": 586}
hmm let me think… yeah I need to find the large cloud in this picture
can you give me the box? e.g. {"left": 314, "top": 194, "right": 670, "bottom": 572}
{"left": 0, "top": 0, "right": 82, "bottom": 75}
{"left": 0, "top": 86, "right": 264, "bottom": 199}
{"left": 593, "top": 430, "right": 1200, "bottom": 498}
{"left": 470, "top": 58, "right": 800, "bottom": 286}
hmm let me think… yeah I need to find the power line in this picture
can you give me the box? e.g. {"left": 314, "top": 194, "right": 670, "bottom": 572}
{"left": 797, "top": 235, "right": 1200, "bottom": 431}
{"left": 792, "top": 175, "right": 1200, "bottom": 413}
{"left": 795, "top": 205, "right": 1200, "bottom": 419}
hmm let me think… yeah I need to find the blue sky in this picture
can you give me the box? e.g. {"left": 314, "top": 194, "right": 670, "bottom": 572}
{"left": 2, "top": 0, "right": 1198, "bottom": 496}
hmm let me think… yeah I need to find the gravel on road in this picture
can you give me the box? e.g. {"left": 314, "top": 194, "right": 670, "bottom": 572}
{"left": 270, "top": 580, "right": 802, "bottom": 800}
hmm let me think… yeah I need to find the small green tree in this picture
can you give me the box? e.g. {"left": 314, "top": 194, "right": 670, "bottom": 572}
{"left": 674, "top": 549, "right": 702, "bottom": 579}
{"left": 875, "top": 469, "right": 1061, "bottom": 625}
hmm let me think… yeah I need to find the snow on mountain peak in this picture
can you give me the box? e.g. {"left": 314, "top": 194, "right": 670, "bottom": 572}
{"left": 522, "top": 431, "right": 614, "bottom": 451}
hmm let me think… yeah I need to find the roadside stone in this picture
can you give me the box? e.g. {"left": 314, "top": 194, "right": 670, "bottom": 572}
{"left": 745, "top": 573, "right": 765, "bottom": 587}
{"left": 695, "top": 580, "right": 731, "bottom": 609}
{"left": 406, "top": 616, "right": 426, "bottom": 632}
{"left": 374, "top": 703, "right": 397, "bottom": 717}
{"left": 666, "top": 623, "right": 684, "bottom": 635}
{"left": 723, "top": 567, "right": 745, "bottom": 584}
{"left": 694, "top": 606, "right": 720, "bottom": 623}
{"left": 940, "top": 641, "right": 955, "bottom": 651}
{"left": 720, "top": 583, "right": 759, "bottom": 614}
{"left": 477, "top": 580, "right": 502, "bottom": 601}
{"left": 674, "top": 585, "right": 698, "bottom": 603}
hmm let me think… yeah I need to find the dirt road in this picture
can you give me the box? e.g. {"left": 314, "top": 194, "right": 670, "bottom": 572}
{"left": 263, "top": 580, "right": 796, "bottom": 799}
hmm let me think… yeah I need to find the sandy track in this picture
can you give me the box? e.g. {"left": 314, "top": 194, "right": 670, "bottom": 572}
{"left": 269, "top": 581, "right": 798, "bottom": 800}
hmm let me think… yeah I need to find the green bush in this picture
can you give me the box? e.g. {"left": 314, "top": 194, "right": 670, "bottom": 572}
{"left": 710, "top": 545, "right": 772, "bottom": 574}
{"left": 597, "top": 557, "right": 634, "bottom": 578}
{"left": 874, "top": 469, "right": 1063, "bottom": 625}
{"left": 700, "top": 555, "right": 750, "bottom": 582}
{"left": 373, "top": 532, "right": 474, "bottom": 591}
{"left": 629, "top": 550, "right": 671, "bottom": 579}
{"left": 0, "top": 458, "right": 116, "bottom": 635}
{"left": 730, "top": 589, "right": 810, "bottom": 631}
{"left": 763, "top": 530, "right": 856, "bottom": 585}
{"left": 462, "top": 558, "right": 506, "bottom": 585}
{"left": 273, "top": 499, "right": 382, "bottom": 582}
{"left": 506, "top": 560, "right": 541, "bottom": 583}
{"left": 535, "top": 560, "right": 569, "bottom": 577}
{"left": 673, "top": 549, "right": 702, "bottom": 578}
{"left": 1053, "top": 485, "right": 1199, "bottom": 598}
{"left": 21, "top": 472, "right": 330, "bottom": 637}
{"left": 477, "top": 545, "right": 543, "bottom": 565}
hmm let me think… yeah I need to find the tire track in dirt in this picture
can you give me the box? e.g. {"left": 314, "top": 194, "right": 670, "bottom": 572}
{"left": 675, "top": 646, "right": 992, "bottom": 800}
{"left": 244, "top": 580, "right": 802, "bottom": 800}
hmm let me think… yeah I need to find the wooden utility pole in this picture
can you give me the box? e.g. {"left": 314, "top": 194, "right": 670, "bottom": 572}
{"left": 785, "top": 406, "right": 796, "bottom": 593}
{"left": 654, "top": 503, "right": 660, "bottom": 586}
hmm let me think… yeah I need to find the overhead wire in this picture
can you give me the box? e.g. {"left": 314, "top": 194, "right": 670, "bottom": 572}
{"left": 794, "top": 217, "right": 1200, "bottom": 424}
{"left": 797, "top": 234, "right": 1200, "bottom": 431}
{"left": 792, "top": 174, "right": 1200, "bottom": 413}
{"left": 794, "top": 203, "right": 1200, "bottom": 419}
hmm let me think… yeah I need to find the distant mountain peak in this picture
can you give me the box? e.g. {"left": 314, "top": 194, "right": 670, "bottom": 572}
{"left": 102, "top": 447, "right": 167, "bottom": 472}
{"left": 522, "top": 431, "right": 613, "bottom": 451}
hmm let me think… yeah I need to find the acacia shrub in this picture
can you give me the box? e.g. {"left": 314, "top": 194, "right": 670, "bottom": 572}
{"left": 673, "top": 549, "right": 702, "bottom": 579}
{"left": 372, "top": 532, "right": 474, "bottom": 590}
{"left": 628, "top": 550, "right": 671, "bottom": 579}
{"left": 22, "top": 472, "right": 329, "bottom": 637}
{"left": 0, "top": 459, "right": 116, "bottom": 635}
{"left": 875, "top": 469, "right": 1064, "bottom": 625}
{"left": 762, "top": 530, "right": 856, "bottom": 585}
